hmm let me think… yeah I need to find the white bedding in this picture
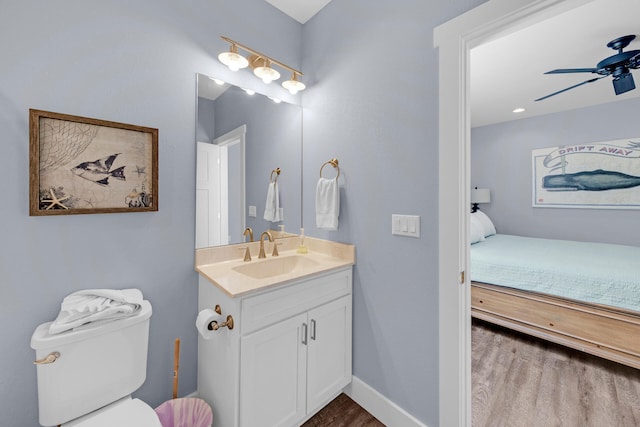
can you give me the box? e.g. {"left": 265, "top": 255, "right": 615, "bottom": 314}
{"left": 470, "top": 234, "right": 640, "bottom": 312}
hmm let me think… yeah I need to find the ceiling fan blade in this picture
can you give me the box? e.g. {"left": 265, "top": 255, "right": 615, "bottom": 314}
{"left": 535, "top": 75, "right": 607, "bottom": 101}
{"left": 545, "top": 68, "right": 599, "bottom": 74}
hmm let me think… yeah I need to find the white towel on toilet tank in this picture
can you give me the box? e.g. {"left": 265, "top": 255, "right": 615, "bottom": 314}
{"left": 263, "top": 181, "right": 282, "bottom": 222}
{"left": 49, "top": 288, "right": 143, "bottom": 335}
{"left": 316, "top": 177, "right": 339, "bottom": 230}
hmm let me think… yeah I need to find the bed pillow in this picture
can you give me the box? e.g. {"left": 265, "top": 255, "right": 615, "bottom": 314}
{"left": 472, "top": 210, "right": 496, "bottom": 237}
{"left": 469, "top": 214, "right": 485, "bottom": 244}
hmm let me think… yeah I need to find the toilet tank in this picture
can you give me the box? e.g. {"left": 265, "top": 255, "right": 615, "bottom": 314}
{"left": 31, "top": 300, "right": 152, "bottom": 426}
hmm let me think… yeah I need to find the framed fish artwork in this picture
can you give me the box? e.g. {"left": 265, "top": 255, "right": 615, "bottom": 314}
{"left": 532, "top": 139, "right": 640, "bottom": 209}
{"left": 29, "top": 109, "right": 158, "bottom": 215}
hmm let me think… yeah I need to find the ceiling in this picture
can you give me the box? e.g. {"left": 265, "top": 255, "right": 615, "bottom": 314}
{"left": 471, "top": 0, "right": 640, "bottom": 127}
{"left": 251, "top": 1, "right": 640, "bottom": 128}
{"left": 264, "top": 0, "right": 332, "bottom": 24}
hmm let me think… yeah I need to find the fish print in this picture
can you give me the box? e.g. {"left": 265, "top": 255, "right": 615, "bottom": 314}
{"left": 543, "top": 169, "right": 640, "bottom": 191}
{"left": 71, "top": 153, "right": 126, "bottom": 186}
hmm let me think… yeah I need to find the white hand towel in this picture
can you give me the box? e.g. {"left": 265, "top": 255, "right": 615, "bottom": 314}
{"left": 49, "top": 288, "right": 143, "bottom": 335}
{"left": 316, "top": 177, "right": 339, "bottom": 230}
{"left": 263, "top": 181, "right": 282, "bottom": 222}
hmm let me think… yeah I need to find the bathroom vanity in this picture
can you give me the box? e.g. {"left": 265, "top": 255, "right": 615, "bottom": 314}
{"left": 195, "top": 237, "right": 354, "bottom": 427}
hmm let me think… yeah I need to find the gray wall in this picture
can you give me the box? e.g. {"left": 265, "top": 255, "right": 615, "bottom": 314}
{"left": 301, "top": 1, "right": 485, "bottom": 425}
{"left": 471, "top": 97, "right": 640, "bottom": 247}
{"left": 0, "top": 1, "right": 301, "bottom": 426}
{"left": 0, "top": 0, "right": 492, "bottom": 426}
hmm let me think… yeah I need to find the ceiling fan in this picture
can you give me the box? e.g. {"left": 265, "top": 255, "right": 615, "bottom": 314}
{"left": 535, "top": 35, "right": 640, "bottom": 101}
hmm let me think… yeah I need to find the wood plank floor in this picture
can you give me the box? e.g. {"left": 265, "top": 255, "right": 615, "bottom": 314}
{"left": 304, "top": 319, "right": 640, "bottom": 427}
{"left": 301, "top": 393, "right": 384, "bottom": 427}
{"left": 472, "top": 319, "right": 640, "bottom": 427}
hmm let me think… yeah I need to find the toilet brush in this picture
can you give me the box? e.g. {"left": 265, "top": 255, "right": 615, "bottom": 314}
{"left": 173, "top": 338, "right": 180, "bottom": 399}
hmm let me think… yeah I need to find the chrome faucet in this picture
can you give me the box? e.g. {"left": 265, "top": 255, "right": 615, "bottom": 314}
{"left": 243, "top": 227, "right": 254, "bottom": 242}
{"left": 258, "top": 231, "right": 273, "bottom": 259}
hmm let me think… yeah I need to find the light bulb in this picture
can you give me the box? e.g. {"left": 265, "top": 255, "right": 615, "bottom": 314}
{"left": 254, "top": 66, "right": 280, "bottom": 84}
{"left": 218, "top": 45, "right": 248, "bottom": 71}
{"left": 282, "top": 74, "right": 306, "bottom": 94}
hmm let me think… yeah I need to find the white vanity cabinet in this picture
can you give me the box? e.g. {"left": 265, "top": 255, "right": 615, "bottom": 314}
{"left": 197, "top": 266, "right": 352, "bottom": 427}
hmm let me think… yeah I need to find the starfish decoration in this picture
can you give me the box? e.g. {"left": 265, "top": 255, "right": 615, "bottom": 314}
{"left": 41, "top": 188, "right": 71, "bottom": 210}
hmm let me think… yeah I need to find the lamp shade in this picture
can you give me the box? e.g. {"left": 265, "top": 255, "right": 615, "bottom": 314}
{"left": 218, "top": 46, "right": 248, "bottom": 71}
{"left": 471, "top": 188, "right": 491, "bottom": 204}
{"left": 282, "top": 73, "right": 306, "bottom": 94}
{"left": 254, "top": 66, "right": 280, "bottom": 84}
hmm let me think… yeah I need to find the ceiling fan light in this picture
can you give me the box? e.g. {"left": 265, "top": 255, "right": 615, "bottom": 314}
{"left": 218, "top": 44, "right": 248, "bottom": 71}
{"left": 613, "top": 72, "right": 635, "bottom": 95}
{"left": 282, "top": 73, "right": 306, "bottom": 94}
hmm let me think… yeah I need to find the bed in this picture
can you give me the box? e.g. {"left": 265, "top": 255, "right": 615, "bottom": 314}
{"left": 469, "top": 211, "right": 640, "bottom": 369}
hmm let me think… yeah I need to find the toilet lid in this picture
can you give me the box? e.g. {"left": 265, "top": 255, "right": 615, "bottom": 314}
{"left": 64, "top": 397, "right": 161, "bottom": 427}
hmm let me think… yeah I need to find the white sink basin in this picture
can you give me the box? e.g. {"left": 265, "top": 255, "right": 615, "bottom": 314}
{"left": 232, "top": 255, "right": 320, "bottom": 279}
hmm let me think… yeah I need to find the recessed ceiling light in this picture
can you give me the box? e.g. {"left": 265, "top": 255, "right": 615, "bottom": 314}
{"left": 513, "top": 107, "right": 525, "bottom": 113}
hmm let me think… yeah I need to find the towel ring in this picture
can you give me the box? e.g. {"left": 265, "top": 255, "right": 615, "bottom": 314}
{"left": 319, "top": 158, "right": 340, "bottom": 179}
{"left": 270, "top": 168, "right": 281, "bottom": 183}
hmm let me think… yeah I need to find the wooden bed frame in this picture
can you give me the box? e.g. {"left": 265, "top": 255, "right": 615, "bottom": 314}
{"left": 471, "top": 281, "right": 640, "bottom": 369}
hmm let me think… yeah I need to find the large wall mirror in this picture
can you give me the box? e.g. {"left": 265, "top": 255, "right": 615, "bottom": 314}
{"left": 195, "top": 73, "right": 302, "bottom": 249}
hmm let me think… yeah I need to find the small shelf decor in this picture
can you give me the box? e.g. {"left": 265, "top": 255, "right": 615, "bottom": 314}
{"left": 29, "top": 109, "right": 158, "bottom": 215}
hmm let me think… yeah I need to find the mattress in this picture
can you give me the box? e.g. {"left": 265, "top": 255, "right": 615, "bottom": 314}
{"left": 470, "top": 234, "right": 640, "bottom": 312}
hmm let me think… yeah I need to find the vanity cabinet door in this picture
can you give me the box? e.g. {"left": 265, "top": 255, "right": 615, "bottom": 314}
{"left": 240, "top": 312, "right": 307, "bottom": 427}
{"left": 306, "top": 295, "right": 353, "bottom": 413}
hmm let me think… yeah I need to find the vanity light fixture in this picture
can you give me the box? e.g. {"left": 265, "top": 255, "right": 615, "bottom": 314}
{"left": 251, "top": 57, "right": 280, "bottom": 84}
{"left": 218, "top": 43, "right": 249, "bottom": 72}
{"left": 218, "top": 36, "right": 305, "bottom": 94}
{"left": 282, "top": 72, "right": 306, "bottom": 95}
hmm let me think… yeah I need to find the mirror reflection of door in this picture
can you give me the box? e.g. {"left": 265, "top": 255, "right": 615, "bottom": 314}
{"left": 196, "top": 125, "right": 246, "bottom": 248}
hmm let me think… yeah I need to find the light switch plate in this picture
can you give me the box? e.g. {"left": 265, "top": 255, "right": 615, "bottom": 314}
{"left": 392, "top": 214, "right": 420, "bottom": 238}
{"left": 249, "top": 205, "right": 256, "bottom": 217}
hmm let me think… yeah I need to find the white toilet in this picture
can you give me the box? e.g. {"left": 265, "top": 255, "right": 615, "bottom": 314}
{"left": 31, "top": 300, "right": 162, "bottom": 426}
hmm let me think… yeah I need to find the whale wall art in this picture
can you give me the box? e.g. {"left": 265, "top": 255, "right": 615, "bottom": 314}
{"left": 532, "top": 139, "right": 640, "bottom": 209}
{"left": 29, "top": 109, "right": 158, "bottom": 216}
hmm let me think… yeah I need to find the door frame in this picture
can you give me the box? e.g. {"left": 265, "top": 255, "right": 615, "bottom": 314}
{"left": 434, "top": 0, "right": 594, "bottom": 425}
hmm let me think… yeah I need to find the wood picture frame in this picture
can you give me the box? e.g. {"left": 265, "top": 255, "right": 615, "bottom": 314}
{"left": 532, "top": 140, "right": 640, "bottom": 209}
{"left": 29, "top": 109, "right": 158, "bottom": 215}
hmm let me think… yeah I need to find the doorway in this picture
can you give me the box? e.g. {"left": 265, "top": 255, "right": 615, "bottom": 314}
{"left": 434, "top": 0, "right": 595, "bottom": 425}
{"left": 195, "top": 125, "right": 246, "bottom": 248}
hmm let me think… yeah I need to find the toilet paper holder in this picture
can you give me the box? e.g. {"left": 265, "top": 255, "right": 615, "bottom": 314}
{"left": 208, "top": 304, "right": 234, "bottom": 331}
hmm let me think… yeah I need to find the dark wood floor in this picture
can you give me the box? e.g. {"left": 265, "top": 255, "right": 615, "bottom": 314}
{"left": 472, "top": 319, "right": 640, "bottom": 427}
{"left": 302, "top": 393, "right": 384, "bottom": 427}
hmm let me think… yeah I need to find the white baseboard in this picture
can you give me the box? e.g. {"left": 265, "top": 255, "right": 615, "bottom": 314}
{"left": 344, "top": 377, "right": 428, "bottom": 427}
